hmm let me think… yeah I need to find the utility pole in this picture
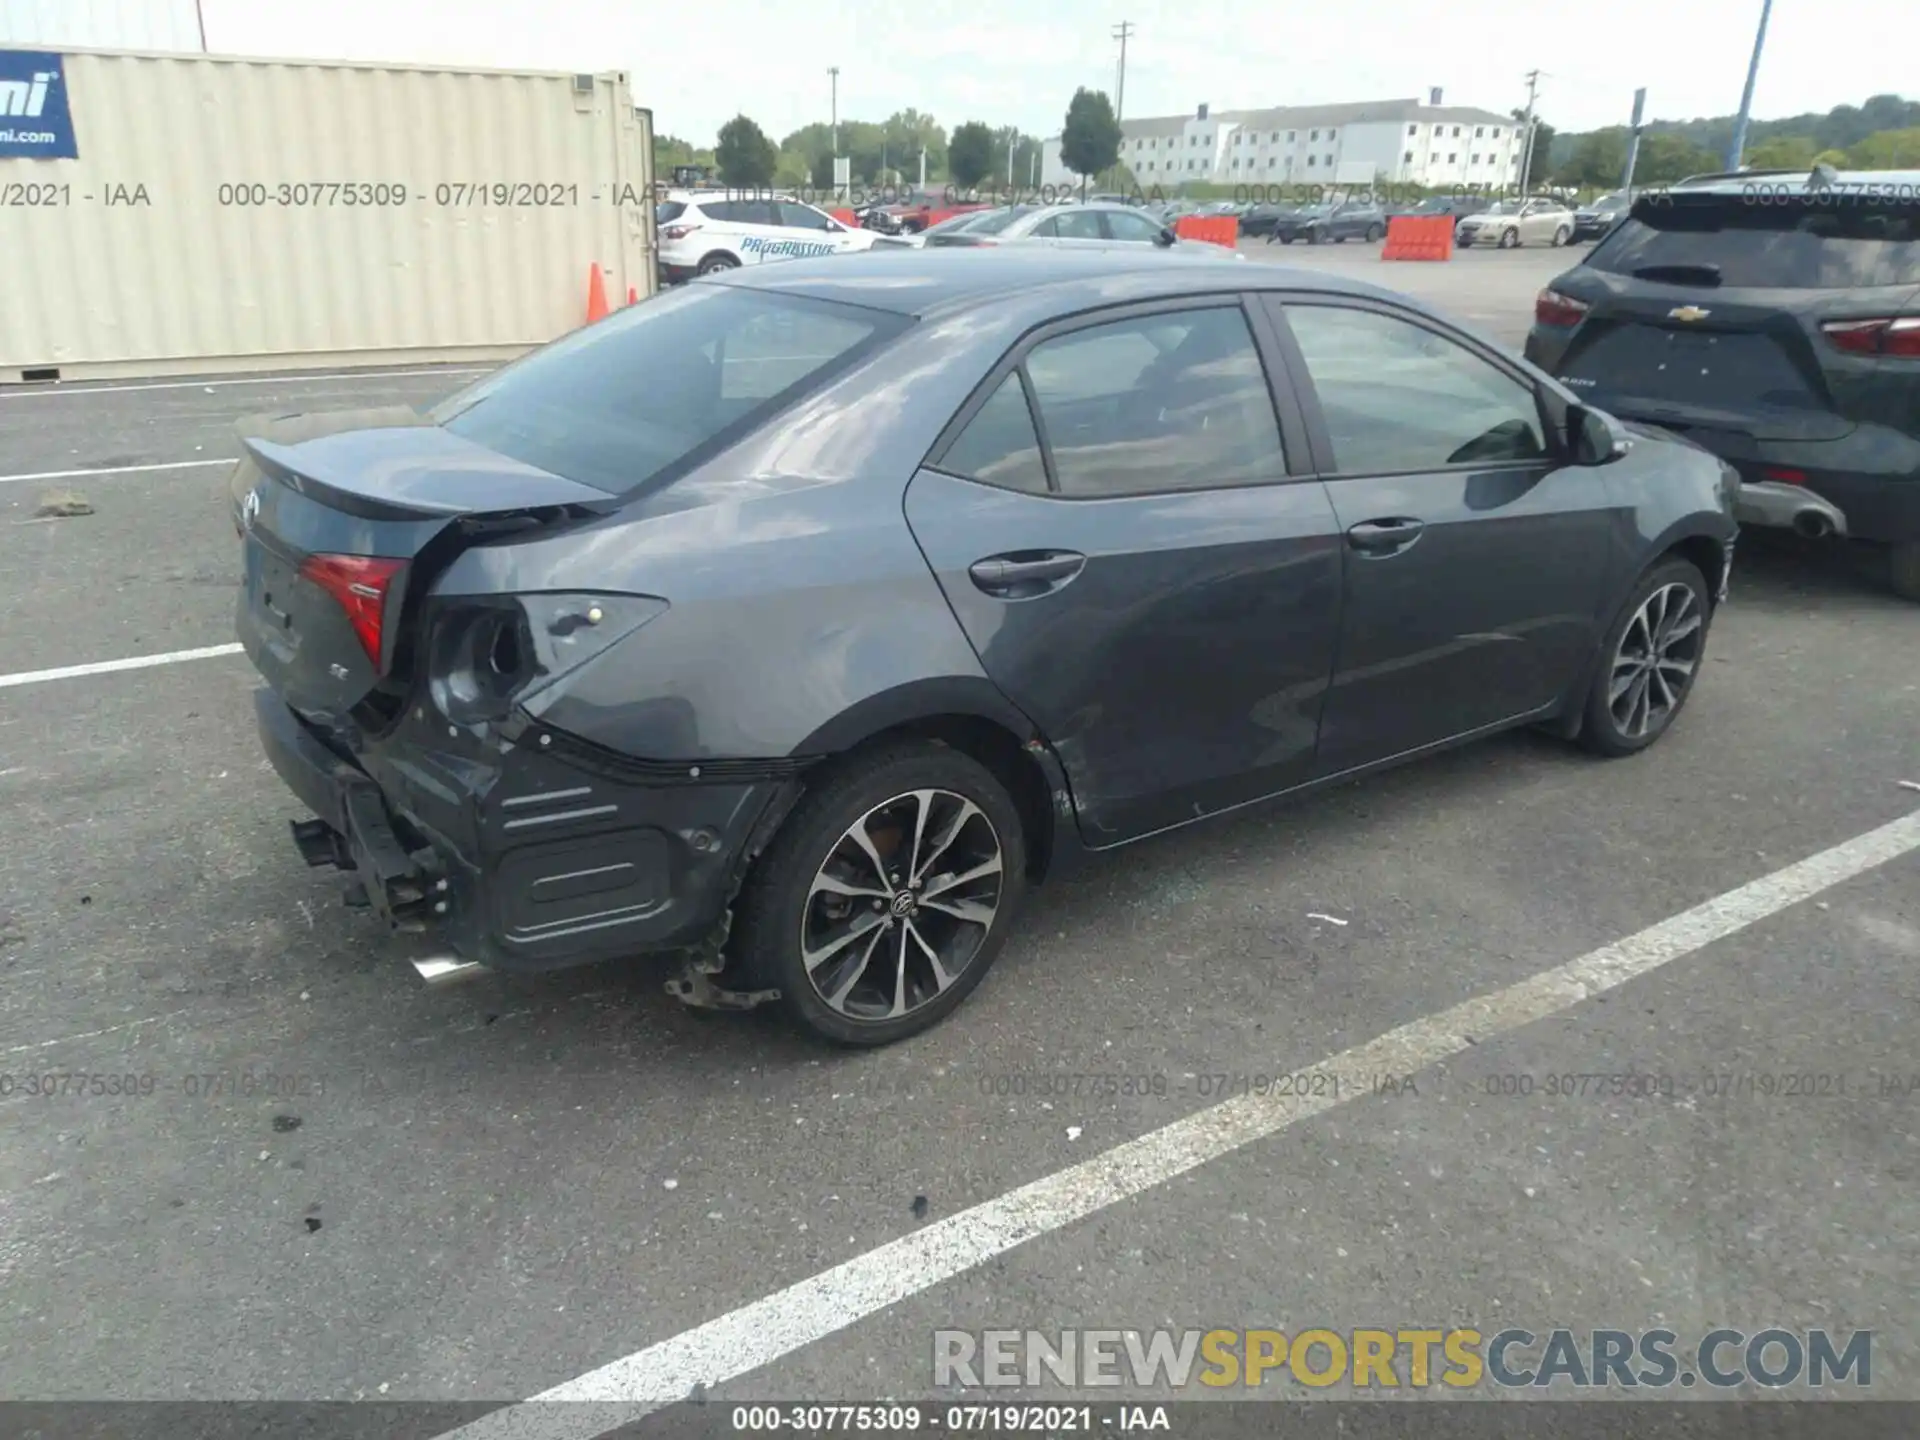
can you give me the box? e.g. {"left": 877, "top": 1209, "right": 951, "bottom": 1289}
{"left": 1518, "top": 69, "right": 1544, "bottom": 197}
{"left": 194, "top": 0, "right": 209, "bottom": 50}
{"left": 1622, "top": 87, "right": 1648, "bottom": 196}
{"left": 1111, "top": 22, "right": 1135, "bottom": 122}
{"left": 1725, "top": 0, "right": 1775, "bottom": 171}
{"left": 828, "top": 66, "right": 840, "bottom": 158}
{"left": 1008, "top": 130, "right": 1017, "bottom": 188}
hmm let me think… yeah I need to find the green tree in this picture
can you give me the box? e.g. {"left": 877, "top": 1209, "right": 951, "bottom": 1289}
{"left": 1633, "top": 132, "right": 1718, "bottom": 184}
{"left": 715, "top": 115, "right": 778, "bottom": 186}
{"left": 1847, "top": 126, "right": 1920, "bottom": 168}
{"left": 1744, "top": 134, "right": 1819, "bottom": 169}
{"left": 947, "top": 122, "right": 997, "bottom": 189}
{"left": 1060, "top": 88, "right": 1123, "bottom": 194}
{"left": 1562, "top": 128, "right": 1630, "bottom": 188}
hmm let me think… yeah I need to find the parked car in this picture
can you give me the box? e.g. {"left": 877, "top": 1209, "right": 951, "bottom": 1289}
{"left": 236, "top": 247, "right": 1736, "bottom": 1045}
{"left": 873, "top": 207, "right": 1003, "bottom": 250}
{"left": 655, "top": 191, "right": 877, "bottom": 280}
{"left": 1571, "top": 191, "right": 1631, "bottom": 243}
{"left": 1266, "top": 200, "right": 1388, "bottom": 245}
{"left": 1239, "top": 203, "right": 1290, "bottom": 238}
{"left": 921, "top": 201, "right": 1184, "bottom": 250}
{"left": 1456, "top": 198, "right": 1575, "bottom": 249}
{"left": 1389, "top": 194, "right": 1488, "bottom": 225}
{"left": 1524, "top": 169, "right": 1920, "bottom": 600}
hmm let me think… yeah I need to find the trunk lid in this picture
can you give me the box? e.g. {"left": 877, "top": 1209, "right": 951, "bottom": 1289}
{"left": 231, "top": 408, "right": 614, "bottom": 719}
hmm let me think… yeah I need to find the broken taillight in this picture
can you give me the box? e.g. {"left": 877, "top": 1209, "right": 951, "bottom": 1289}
{"left": 299, "top": 554, "right": 405, "bottom": 668}
{"left": 1821, "top": 316, "right": 1920, "bottom": 357}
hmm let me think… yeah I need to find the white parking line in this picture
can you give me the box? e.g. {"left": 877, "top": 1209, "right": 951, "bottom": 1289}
{"left": 0, "top": 644, "right": 244, "bottom": 690}
{"left": 0, "top": 459, "right": 231, "bottom": 485}
{"left": 0, "top": 366, "right": 493, "bottom": 399}
{"left": 436, "top": 808, "right": 1920, "bottom": 1440}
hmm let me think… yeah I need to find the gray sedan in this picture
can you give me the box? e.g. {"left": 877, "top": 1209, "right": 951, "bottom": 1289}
{"left": 237, "top": 247, "right": 1734, "bottom": 1045}
{"left": 922, "top": 201, "right": 1183, "bottom": 249}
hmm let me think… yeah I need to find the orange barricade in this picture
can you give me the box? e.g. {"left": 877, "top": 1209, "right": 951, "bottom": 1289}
{"left": 1381, "top": 215, "right": 1455, "bottom": 261}
{"left": 830, "top": 208, "right": 858, "bottom": 226}
{"left": 1174, "top": 214, "right": 1240, "bottom": 249}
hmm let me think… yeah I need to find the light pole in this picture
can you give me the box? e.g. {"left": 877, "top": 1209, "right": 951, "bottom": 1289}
{"left": 1111, "top": 21, "right": 1135, "bottom": 123}
{"left": 1725, "top": 0, "right": 1775, "bottom": 171}
{"left": 828, "top": 66, "right": 839, "bottom": 159}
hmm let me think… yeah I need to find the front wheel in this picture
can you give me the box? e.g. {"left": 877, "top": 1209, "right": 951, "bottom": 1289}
{"left": 728, "top": 742, "right": 1028, "bottom": 1046}
{"left": 1498, "top": 227, "right": 1520, "bottom": 250}
{"left": 1578, "top": 558, "right": 1712, "bottom": 757}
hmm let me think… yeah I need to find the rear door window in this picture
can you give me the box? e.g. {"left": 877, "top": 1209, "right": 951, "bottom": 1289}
{"left": 1021, "top": 306, "right": 1286, "bottom": 497}
{"left": 431, "top": 287, "right": 905, "bottom": 496}
{"left": 1589, "top": 196, "right": 1920, "bottom": 288}
{"left": 936, "top": 375, "right": 1050, "bottom": 494}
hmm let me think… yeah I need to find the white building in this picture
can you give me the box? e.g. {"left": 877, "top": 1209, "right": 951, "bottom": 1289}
{"left": 1041, "top": 93, "right": 1527, "bottom": 193}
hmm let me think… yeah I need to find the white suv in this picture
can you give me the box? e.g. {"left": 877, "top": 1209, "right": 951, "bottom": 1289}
{"left": 656, "top": 191, "right": 879, "bottom": 282}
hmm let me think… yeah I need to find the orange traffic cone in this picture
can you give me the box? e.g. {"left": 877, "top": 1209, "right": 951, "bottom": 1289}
{"left": 585, "top": 263, "right": 610, "bottom": 323}
{"left": 627, "top": 285, "right": 638, "bottom": 305}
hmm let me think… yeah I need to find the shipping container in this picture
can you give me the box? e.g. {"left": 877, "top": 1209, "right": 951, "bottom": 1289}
{"left": 0, "top": 45, "right": 655, "bottom": 382}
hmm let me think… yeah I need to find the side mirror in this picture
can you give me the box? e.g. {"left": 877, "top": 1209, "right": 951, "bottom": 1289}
{"left": 1569, "top": 404, "right": 1630, "bottom": 465}
{"left": 1156, "top": 226, "right": 1177, "bottom": 247}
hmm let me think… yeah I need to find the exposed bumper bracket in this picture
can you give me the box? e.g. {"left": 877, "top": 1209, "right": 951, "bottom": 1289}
{"left": 663, "top": 910, "right": 781, "bottom": 1012}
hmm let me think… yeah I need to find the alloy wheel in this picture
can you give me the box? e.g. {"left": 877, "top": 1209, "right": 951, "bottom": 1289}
{"left": 799, "top": 788, "right": 1005, "bottom": 1022}
{"left": 1608, "top": 582, "right": 1703, "bottom": 739}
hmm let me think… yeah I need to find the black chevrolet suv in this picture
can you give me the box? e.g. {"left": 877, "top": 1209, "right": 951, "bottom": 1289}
{"left": 1524, "top": 168, "right": 1920, "bottom": 599}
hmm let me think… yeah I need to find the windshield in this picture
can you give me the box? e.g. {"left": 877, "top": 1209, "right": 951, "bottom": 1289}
{"left": 1588, "top": 195, "right": 1920, "bottom": 289}
{"left": 967, "top": 205, "right": 1040, "bottom": 235}
{"left": 1589, "top": 192, "right": 1627, "bottom": 211}
{"left": 431, "top": 286, "right": 908, "bottom": 495}
{"left": 1480, "top": 201, "right": 1521, "bottom": 216}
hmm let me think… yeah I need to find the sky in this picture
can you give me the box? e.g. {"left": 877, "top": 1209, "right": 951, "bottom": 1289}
{"left": 16, "top": 0, "right": 1918, "bottom": 145}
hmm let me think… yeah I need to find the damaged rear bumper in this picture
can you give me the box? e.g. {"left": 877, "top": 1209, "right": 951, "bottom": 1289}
{"left": 253, "top": 688, "right": 803, "bottom": 976}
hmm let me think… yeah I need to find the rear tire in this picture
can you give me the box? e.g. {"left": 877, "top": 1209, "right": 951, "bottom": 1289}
{"left": 1552, "top": 225, "right": 1572, "bottom": 247}
{"left": 1578, "top": 558, "right": 1712, "bottom": 758}
{"left": 728, "top": 741, "right": 1028, "bottom": 1047}
{"left": 697, "top": 252, "right": 740, "bottom": 275}
{"left": 1891, "top": 541, "right": 1920, "bottom": 602}
{"left": 1366, "top": 224, "right": 1384, "bottom": 241}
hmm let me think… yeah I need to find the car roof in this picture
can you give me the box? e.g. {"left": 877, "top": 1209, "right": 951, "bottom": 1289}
{"left": 702, "top": 246, "right": 1427, "bottom": 322}
{"left": 1666, "top": 166, "right": 1920, "bottom": 196}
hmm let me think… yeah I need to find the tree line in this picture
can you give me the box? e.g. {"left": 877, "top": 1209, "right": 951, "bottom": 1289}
{"left": 654, "top": 90, "right": 1127, "bottom": 193}
{"left": 1548, "top": 92, "right": 1920, "bottom": 188}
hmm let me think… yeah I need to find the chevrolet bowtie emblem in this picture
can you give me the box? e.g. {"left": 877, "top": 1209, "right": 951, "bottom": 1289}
{"left": 1668, "top": 305, "right": 1712, "bottom": 322}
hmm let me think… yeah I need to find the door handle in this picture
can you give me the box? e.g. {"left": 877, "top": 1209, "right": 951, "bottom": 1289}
{"left": 968, "top": 551, "right": 1086, "bottom": 595}
{"left": 1346, "top": 518, "right": 1425, "bottom": 554}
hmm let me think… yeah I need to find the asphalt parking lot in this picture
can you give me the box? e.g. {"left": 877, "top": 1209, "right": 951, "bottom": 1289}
{"left": 2, "top": 247, "right": 1917, "bottom": 1432}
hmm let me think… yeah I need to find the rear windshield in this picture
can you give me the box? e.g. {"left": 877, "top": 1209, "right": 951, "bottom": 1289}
{"left": 656, "top": 201, "right": 686, "bottom": 224}
{"left": 430, "top": 286, "right": 908, "bottom": 496}
{"left": 967, "top": 205, "right": 1039, "bottom": 235}
{"left": 1588, "top": 196, "right": 1920, "bottom": 289}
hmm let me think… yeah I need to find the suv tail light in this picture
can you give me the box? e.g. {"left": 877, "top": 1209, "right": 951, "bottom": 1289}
{"left": 662, "top": 223, "right": 701, "bottom": 241}
{"left": 1535, "top": 288, "right": 1590, "bottom": 328}
{"left": 299, "top": 554, "right": 404, "bottom": 668}
{"left": 1821, "top": 316, "right": 1920, "bottom": 357}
